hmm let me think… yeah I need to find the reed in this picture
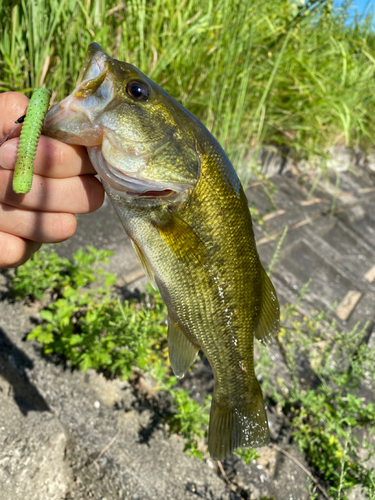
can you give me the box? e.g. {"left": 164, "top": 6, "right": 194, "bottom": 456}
{"left": 1, "top": 0, "right": 374, "bottom": 182}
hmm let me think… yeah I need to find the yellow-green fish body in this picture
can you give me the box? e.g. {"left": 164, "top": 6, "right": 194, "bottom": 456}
{"left": 43, "top": 43, "right": 280, "bottom": 460}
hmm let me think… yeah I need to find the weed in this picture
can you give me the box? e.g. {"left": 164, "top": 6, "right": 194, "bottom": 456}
{"left": 256, "top": 284, "right": 375, "bottom": 498}
{"left": 25, "top": 248, "right": 166, "bottom": 378}
{"left": 12, "top": 245, "right": 375, "bottom": 495}
{"left": 12, "top": 245, "right": 115, "bottom": 301}
{"left": 249, "top": 206, "right": 265, "bottom": 227}
{"left": 234, "top": 447, "right": 260, "bottom": 465}
{"left": 1, "top": 1, "right": 375, "bottom": 177}
{"left": 164, "top": 380, "right": 211, "bottom": 460}
{"left": 18, "top": 246, "right": 205, "bottom": 456}
{"left": 267, "top": 225, "right": 288, "bottom": 275}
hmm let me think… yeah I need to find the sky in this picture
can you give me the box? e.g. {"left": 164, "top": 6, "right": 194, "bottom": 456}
{"left": 350, "top": 0, "right": 372, "bottom": 10}
{"left": 332, "top": 0, "right": 375, "bottom": 26}
{"left": 335, "top": 0, "right": 375, "bottom": 16}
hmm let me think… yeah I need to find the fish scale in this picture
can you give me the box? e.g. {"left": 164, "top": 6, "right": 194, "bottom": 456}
{"left": 43, "top": 42, "right": 280, "bottom": 461}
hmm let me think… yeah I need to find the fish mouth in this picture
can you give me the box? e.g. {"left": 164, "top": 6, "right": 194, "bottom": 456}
{"left": 43, "top": 46, "right": 113, "bottom": 146}
{"left": 89, "top": 146, "right": 189, "bottom": 201}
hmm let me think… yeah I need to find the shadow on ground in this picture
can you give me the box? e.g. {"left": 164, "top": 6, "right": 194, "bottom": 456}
{"left": 0, "top": 327, "right": 50, "bottom": 415}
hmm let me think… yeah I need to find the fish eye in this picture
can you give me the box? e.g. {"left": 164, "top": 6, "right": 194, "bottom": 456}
{"left": 126, "top": 80, "right": 149, "bottom": 101}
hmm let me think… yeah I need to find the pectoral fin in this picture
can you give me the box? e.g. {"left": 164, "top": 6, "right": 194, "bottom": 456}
{"left": 254, "top": 266, "right": 280, "bottom": 344}
{"left": 153, "top": 209, "right": 207, "bottom": 265}
{"left": 168, "top": 318, "right": 199, "bottom": 379}
{"left": 130, "top": 239, "right": 157, "bottom": 289}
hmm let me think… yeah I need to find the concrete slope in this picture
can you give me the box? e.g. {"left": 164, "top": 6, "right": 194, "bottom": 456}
{"left": 1, "top": 163, "right": 374, "bottom": 499}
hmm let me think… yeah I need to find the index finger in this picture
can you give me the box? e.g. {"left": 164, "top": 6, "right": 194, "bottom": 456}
{"left": 0, "top": 92, "right": 96, "bottom": 178}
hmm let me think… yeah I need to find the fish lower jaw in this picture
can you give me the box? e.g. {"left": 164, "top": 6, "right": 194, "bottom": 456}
{"left": 88, "top": 146, "right": 188, "bottom": 204}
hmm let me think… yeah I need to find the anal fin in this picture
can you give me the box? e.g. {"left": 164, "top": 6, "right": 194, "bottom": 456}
{"left": 130, "top": 239, "right": 157, "bottom": 289}
{"left": 168, "top": 318, "right": 199, "bottom": 379}
{"left": 254, "top": 266, "right": 280, "bottom": 344}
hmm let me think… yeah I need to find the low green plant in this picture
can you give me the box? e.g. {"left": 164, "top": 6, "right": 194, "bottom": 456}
{"left": 267, "top": 225, "right": 288, "bottom": 275}
{"left": 12, "top": 245, "right": 375, "bottom": 494}
{"left": 12, "top": 245, "right": 115, "bottom": 301}
{"left": 28, "top": 290, "right": 168, "bottom": 378}
{"left": 24, "top": 248, "right": 166, "bottom": 378}
{"left": 164, "top": 378, "right": 211, "bottom": 460}
{"left": 234, "top": 447, "right": 260, "bottom": 465}
{"left": 18, "top": 246, "right": 206, "bottom": 457}
{"left": 257, "top": 283, "right": 375, "bottom": 499}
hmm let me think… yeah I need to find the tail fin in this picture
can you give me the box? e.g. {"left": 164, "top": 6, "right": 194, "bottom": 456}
{"left": 208, "top": 382, "right": 269, "bottom": 461}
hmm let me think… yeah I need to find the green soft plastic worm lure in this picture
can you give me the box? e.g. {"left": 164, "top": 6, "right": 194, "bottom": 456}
{"left": 13, "top": 88, "right": 52, "bottom": 194}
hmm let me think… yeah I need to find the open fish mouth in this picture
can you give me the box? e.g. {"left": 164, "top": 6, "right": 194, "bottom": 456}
{"left": 88, "top": 146, "right": 188, "bottom": 200}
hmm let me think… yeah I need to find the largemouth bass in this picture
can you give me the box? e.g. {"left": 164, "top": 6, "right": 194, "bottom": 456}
{"left": 43, "top": 43, "right": 280, "bottom": 460}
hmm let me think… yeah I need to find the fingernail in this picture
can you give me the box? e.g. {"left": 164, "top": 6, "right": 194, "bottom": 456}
{"left": 0, "top": 140, "right": 18, "bottom": 169}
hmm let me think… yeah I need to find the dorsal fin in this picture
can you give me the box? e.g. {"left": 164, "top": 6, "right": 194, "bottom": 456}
{"left": 168, "top": 318, "right": 199, "bottom": 379}
{"left": 130, "top": 239, "right": 157, "bottom": 289}
{"left": 254, "top": 266, "right": 280, "bottom": 344}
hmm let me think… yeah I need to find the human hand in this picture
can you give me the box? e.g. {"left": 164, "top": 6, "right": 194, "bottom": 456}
{"left": 0, "top": 92, "right": 104, "bottom": 268}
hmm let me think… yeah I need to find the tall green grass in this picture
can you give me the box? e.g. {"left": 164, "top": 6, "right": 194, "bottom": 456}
{"left": 1, "top": 0, "right": 375, "bottom": 180}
